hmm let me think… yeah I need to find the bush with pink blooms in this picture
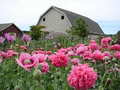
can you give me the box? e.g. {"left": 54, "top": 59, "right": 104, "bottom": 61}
{"left": 1, "top": 34, "right": 120, "bottom": 90}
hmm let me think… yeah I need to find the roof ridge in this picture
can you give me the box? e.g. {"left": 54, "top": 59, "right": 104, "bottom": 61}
{"left": 0, "top": 23, "right": 13, "bottom": 25}
{"left": 53, "top": 6, "right": 97, "bottom": 23}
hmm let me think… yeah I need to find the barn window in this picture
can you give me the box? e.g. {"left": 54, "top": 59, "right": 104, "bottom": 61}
{"left": 43, "top": 18, "right": 45, "bottom": 21}
{"left": 61, "top": 16, "right": 64, "bottom": 20}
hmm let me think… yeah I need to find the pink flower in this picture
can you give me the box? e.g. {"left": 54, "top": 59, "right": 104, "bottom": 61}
{"left": 67, "top": 47, "right": 73, "bottom": 51}
{"left": 57, "top": 48, "right": 67, "bottom": 53}
{"left": 106, "top": 37, "right": 112, "bottom": 43}
{"left": 68, "top": 51, "right": 75, "bottom": 56}
{"left": 114, "top": 51, "right": 120, "bottom": 60}
{"left": 37, "top": 54, "right": 48, "bottom": 63}
{"left": 101, "top": 38, "right": 109, "bottom": 49}
{"left": 68, "top": 63, "right": 97, "bottom": 90}
{"left": 0, "top": 59, "right": 2, "bottom": 65}
{"left": 4, "top": 33, "right": 16, "bottom": 42}
{"left": 48, "top": 54, "right": 56, "bottom": 61}
{"left": 76, "top": 46, "right": 87, "bottom": 55}
{"left": 7, "top": 50, "right": 19, "bottom": 57}
{"left": 22, "top": 34, "right": 31, "bottom": 42}
{"left": 89, "top": 43, "right": 98, "bottom": 51}
{"left": 1, "top": 52, "right": 9, "bottom": 59}
{"left": 21, "top": 45, "right": 27, "bottom": 51}
{"left": 39, "top": 62, "right": 49, "bottom": 74}
{"left": 101, "top": 38, "right": 108, "bottom": 45}
{"left": 76, "top": 43, "right": 85, "bottom": 47}
{"left": 82, "top": 51, "right": 92, "bottom": 60}
{"left": 16, "top": 53, "right": 38, "bottom": 72}
{"left": 0, "top": 36, "right": 4, "bottom": 44}
{"left": 90, "top": 40, "right": 96, "bottom": 44}
{"left": 110, "top": 44, "right": 120, "bottom": 51}
{"left": 103, "top": 51, "right": 111, "bottom": 59}
{"left": 51, "top": 53, "right": 69, "bottom": 67}
{"left": 92, "top": 50, "right": 103, "bottom": 61}
{"left": 46, "top": 51, "right": 52, "bottom": 55}
{"left": 70, "top": 58, "right": 80, "bottom": 65}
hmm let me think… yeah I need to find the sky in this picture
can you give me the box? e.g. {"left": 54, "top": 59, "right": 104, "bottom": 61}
{"left": 0, "top": 0, "right": 120, "bottom": 34}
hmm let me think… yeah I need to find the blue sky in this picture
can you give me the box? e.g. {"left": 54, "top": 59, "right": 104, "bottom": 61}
{"left": 0, "top": 0, "right": 120, "bottom": 34}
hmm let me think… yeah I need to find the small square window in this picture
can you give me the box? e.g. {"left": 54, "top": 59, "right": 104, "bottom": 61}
{"left": 61, "top": 16, "right": 64, "bottom": 20}
{"left": 43, "top": 18, "right": 45, "bottom": 21}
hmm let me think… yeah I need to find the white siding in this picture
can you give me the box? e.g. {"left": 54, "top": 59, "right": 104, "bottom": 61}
{"left": 38, "top": 8, "right": 71, "bottom": 32}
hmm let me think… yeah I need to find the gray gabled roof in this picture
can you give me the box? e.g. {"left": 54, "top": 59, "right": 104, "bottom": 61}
{"left": 0, "top": 23, "right": 13, "bottom": 32}
{"left": 37, "top": 6, "right": 104, "bottom": 34}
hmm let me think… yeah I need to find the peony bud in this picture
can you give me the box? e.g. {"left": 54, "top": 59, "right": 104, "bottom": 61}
{"left": 37, "top": 64, "right": 42, "bottom": 70}
{"left": 15, "top": 85, "right": 21, "bottom": 90}
{"left": 15, "top": 44, "right": 19, "bottom": 47}
{"left": 33, "top": 69, "right": 42, "bottom": 80}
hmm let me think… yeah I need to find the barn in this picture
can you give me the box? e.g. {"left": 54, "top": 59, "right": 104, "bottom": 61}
{"left": 37, "top": 6, "right": 104, "bottom": 38}
{"left": 0, "top": 23, "right": 22, "bottom": 37}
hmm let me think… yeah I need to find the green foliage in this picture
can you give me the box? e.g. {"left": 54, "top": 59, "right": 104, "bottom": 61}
{"left": 115, "top": 30, "right": 120, "bottom": 44}
{"left": 29, "top": 25, "right": 46, "bottom": 40}
{"left": 66, "top": 18, "right": 89, "bottom": 43}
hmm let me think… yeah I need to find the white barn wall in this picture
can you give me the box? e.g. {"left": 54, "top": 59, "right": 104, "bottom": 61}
{"left": 39, "top": 8, "right": 71, "bottom": 32}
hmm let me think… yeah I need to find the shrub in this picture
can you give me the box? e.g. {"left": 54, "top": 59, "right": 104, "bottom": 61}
{"left": 29, "top": 25, "right": 45, "bottom": 40}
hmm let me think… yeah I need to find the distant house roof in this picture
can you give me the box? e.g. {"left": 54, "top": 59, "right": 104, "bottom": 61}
{"left": 0, "top": 23, "right": 13, "bottom": 32}
{"left": 37, "top": 6, "right": 104, "bottom": 35}
{"left": 0, "top": 23, "right": 22, "bottom": 33}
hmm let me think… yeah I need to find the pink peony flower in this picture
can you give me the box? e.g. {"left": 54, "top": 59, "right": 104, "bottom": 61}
{"left": 37, "top": 54, "right": 48, "bottom": 63}
{"left": 48, "top": 54, "right": 56, "bottom": 61}
{"left": 114, "top": 51, "right": 120, "bottom": 60}
{"left": 1, "top": 52, "right": 9, "bottom": 59}
{"left": 16, "top": 53, "right": 38, "bottom": 72}
{"left": 101, "top": 38, "right": 108, "bottom": 45}
{"left": 7, "top": 50, "right": 19, "bottom": 57}
{"left": 103, "top": 51, "right": 111, "bottom": 59}
{"left": 76, "top": 46, "right": 87, "bottom": 55}
{"left": 4, "top": 33, "right": 16, "bottom": 42}
{"left": 39, "top": 62, "right": 49, "bottom": 74}
{"left": 76, "top": 43, "right": 85, "bottom": 47}
{"left": 101, "top": 43, "right": 109, "bottom": 49}
{"left": 101, "top": 38, "right": 109, "bottom": 49}
{"left": 90, "top": 40, "right": 96, "bottom": 44}
{"left": 106, "top": 37, "right": 112, "bottom": 43}
{"left": 51, "top": 53, "right": 69, "bottom": 67}
{"left": 82, "top": 51, "right": 92, "bottom": 60}
{"left": 68, "top": 51, "right": 75, "bottom": 56}
{"left": 89, "top": 43, "right": 98, "bottom": 51}
{"left": 68, "top": 63, "right": 97, "bottom": 90}
{"left": 46, "top": 51, "right": 52, "bottom": 55}
{"left": 22, "top": 34, "right": 31, "bottom": 42}
{"left": 110, "top": 44, "right": 120, "bottom": 51}
{"left": 67, "top": 47, "right": 73, "bottom": 51}
{"left": 10, "top": 35, "right": 16, "bottom": 42}
{"left": 0, "top": 59, "right": 2, "bottom": 65}
{"left": 92, "top": 50, "right": 103, "bottom": 61}
{"left": 21, "top": 45, "right": 27, "bottom": 51}
{"left": 57, "top": 48, "right": 67, "bottom": 54}
{"left": 70, "top": 58, "right": 80, "bottom": 65}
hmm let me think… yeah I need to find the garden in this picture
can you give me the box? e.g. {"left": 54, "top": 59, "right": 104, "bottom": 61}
{"left": 0, "top": 31, "right": 120, "bottom": 90}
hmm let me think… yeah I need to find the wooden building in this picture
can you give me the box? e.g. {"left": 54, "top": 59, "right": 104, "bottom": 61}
{"left": 0, "top": 23, "right": 22, "bottom": 37}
